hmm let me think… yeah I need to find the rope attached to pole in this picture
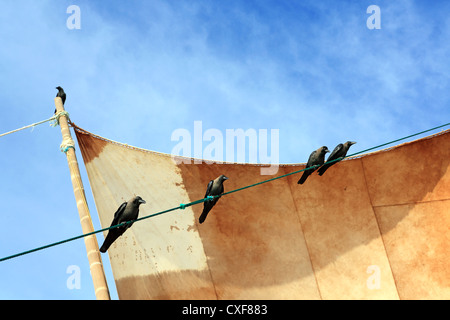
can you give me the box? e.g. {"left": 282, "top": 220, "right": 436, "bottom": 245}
{"left": 60, "top": 136, "right": 76, "bottom": 153}
{"left": 50, "top": 111, "right": 70, "bottom": 127}
{"left": 0, "top": 122, "right": 449, "bottom": 263}
{"left": 0, "top": 111, "right": 70, "bottom": 138}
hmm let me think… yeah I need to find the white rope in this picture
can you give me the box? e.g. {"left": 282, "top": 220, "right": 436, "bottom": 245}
{"left": 50, "top": 111, "right": 70, "bottom": 127}
{"left": 0, "top": 116, "right": 55, "bottom": 138}
{"left": 60, "top": 136, "right": 76, "bottom": 153}
{"left": 0, "top": 111, "right": 70, "bottom": 138}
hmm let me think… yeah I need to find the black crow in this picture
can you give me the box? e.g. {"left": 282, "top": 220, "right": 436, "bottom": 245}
{"left": 100, "top": 196, "right": 146, "bottom": 253}
{"left": 297, "top": 146, "right": 329, "bottom": 184}
{"left": 54, "top": 86, "right": 66, "bottom": 113}
{"left": 199, "top": 175, "right": 228, "bottom": 224}
{"left": 318, "top": 141, "right": 356, "bottom": 176}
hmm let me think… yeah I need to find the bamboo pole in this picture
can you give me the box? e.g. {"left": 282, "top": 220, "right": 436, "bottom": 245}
{"left": 54, "top": 97, "right": 111, "bottom": 300}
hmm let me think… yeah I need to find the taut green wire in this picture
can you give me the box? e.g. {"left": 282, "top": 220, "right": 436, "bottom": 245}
{"left": 0, "top": 122, "right": 449, "bottom": 263}
{"left": 219, "top": 122, "right": 450, "bottom": 197}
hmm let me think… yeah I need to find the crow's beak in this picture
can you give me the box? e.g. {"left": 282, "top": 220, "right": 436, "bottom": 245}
{"left": 139, "top": 199, "right": 146, "bottom": 204}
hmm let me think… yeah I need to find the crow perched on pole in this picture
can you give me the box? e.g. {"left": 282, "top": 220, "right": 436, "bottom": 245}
{"left": 100, "top": 196, "right": 146, "bottom": 253}
{"left": 199, "top": 175, "right": 228, "bottom": 224}
{"left": 54, "top": 86, "right": 66, "bottom": 113}
{"left": 297, "top": 146, "right": 329, "bottom": 184}
{"left": 318, "top": 141, "right": 356, "bottom": 176}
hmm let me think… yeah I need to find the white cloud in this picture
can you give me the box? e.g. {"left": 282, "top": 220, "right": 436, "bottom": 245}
{"left": 1, "top": 1, "right": 449, "bottom": 299}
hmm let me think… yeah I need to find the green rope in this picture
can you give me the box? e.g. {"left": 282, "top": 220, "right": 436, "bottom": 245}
{"left": 220, "top": 121, "right": 450, "bottom": 197}
{"left": 0, "top": 122, "right": 449, "bottom": 263}
{"left": 0, "top": 203, "right": 201, "bottom": 262}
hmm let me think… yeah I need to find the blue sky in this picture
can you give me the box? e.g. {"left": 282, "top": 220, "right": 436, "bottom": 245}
{"left": 0, "top": 0, "right": 449, "bottom": 299}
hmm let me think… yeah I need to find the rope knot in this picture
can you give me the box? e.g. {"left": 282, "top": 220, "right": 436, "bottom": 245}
{"left": 60, "top": 136, "right": 76, "bottom": 153}
{"left": 51, "top": 111, "right": 70, "bottom": 127}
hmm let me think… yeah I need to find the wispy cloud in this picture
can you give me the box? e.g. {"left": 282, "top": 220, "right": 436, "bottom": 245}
{"left": 1, "top": 0, "right": 449, "bottom": 299}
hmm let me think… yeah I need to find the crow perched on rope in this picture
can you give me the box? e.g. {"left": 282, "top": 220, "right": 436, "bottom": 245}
{"left": 100, "top": 196, "right": 146, "bottom": 253}
{"left": 318, "top": 141, "right": 357, "bottom": 176}
{"left": 297, "top": 146, "right": 329, "bottom": 184}
{"left": 199, "top": 175, "right": 228, "bottom": 224}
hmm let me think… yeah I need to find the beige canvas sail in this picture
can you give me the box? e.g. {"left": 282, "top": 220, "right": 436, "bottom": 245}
{"left": 73, "top": 124, "right": 450, "bottom": 299}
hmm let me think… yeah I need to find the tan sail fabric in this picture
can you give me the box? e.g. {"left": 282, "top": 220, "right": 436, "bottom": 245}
{"left": 73, "top": 124, "right": 450, "bottom": 300}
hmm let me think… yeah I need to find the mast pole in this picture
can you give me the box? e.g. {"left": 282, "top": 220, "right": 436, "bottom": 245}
{"left": 54, "top": 97, "right": 111, "bottom": 300}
